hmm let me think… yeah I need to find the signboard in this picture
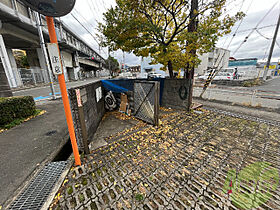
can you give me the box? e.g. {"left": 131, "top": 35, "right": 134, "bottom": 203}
{"left": 96, "top": 87, "right": 102, "bottom": 102}
{"left": 47, "top": 43, "right": 63, "bottom": 75}
{"left": 75, "top": 89, "right": 82, "bottom": 107}
{"left": 20, "top": 0, "right": 76, "bottom": 17}
{"left": 264, "top": 65, "right": 276, "bottom": 70}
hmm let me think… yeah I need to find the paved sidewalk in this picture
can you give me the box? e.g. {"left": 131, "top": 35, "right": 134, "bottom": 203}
{"left": 12, "top": 77, "right": 107, "bottom": 101}
{"left": 50, "top": 108, "right": 280, "bottom": 209}
{"left": 0, "top": 99, "right": 68, "bottom": 207}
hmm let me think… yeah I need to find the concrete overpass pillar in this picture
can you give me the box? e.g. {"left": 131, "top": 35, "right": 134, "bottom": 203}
{"left": 6, "top": 48, "right": 23, "bottom": 87}
{"left": 0, "top": 35, "right": 17, "bottom": 88}
{"left": 73, "top": 52, "right": 80, "bottom": 80}
{"left": 26, "top": 49, "right": 45, "bottom": 84}
{"left": 36, "top": 48, "right": 50, "bottom": 83}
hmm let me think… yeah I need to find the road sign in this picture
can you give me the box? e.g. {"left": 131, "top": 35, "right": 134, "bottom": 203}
{"left": 19, "top": 0, "right": 76, "bottom": 17}
{"left": 47, "top": 43, "right": 63, "bottom": 75}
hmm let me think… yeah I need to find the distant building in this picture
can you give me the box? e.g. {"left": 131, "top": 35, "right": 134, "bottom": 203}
{"left": 128, "top": 65, "right": 141, "bottom": 72}
{"left": 140, "top": 56, "right": 167, "bottom": 78}
{"left": 195, "top": 48, "right": 230, "bottom": 75}
{"left": 256, "top": 61, "right": 280, "bottom": 77}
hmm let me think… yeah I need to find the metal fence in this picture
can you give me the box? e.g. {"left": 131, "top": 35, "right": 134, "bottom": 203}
{"left": 134, "top": 81, "right": 160, "bottom": 125}
{"left": 18, "top": 68, "right": 47, "bottom": 85}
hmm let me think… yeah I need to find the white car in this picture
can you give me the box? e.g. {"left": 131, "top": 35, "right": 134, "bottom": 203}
{"left": 213, "top": 72, "right": 234, "bottom": 80}
{"left": 148, "top": 72, "right": 162, "bottom": 79}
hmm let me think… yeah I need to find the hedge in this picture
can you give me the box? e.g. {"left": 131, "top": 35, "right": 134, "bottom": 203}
{"left": 0, "top": 96, "right": 36, "bottom": 128}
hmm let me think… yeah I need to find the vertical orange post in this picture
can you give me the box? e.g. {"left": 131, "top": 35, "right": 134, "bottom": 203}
{"left": 46, "top": 16, "right": 81, "bottom": 166}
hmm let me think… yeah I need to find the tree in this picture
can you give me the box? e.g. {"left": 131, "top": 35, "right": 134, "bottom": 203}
{"left": 105, "top": 55, "right": 120, "bottom": 76}
{"left": 98, "top": 0, "right": 244, "bottom": 78}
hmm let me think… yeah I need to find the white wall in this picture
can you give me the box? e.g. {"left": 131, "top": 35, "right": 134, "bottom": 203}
{"left": 195, "top": 48, "right": 230, "bottom": 75}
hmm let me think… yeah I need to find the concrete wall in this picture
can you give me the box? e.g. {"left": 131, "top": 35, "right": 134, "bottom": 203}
{"left": 68, "top": 81, "right": 105, "bottom": 152}
{"left": 161, "top": 79, "right": 192, "bottom": 109}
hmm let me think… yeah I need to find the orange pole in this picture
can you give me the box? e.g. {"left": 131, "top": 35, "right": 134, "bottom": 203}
{"left": 46, "top": 16, "right": 81, "bottom": 166}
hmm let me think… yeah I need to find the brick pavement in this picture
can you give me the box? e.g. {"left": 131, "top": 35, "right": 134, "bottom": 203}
{"left": 50, "top": 108, "right": 280, "bottom": 209}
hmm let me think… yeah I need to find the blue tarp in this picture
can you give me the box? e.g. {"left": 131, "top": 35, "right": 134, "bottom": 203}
{"left": 101, "top": 78, "right": 165, "bottom": 105}
{"left": 101, "top": 80, "right": 129, "bottom": 93}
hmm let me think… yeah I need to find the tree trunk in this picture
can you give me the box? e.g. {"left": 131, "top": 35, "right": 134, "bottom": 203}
{"left": 186, "top": 0, "right": 198, "bottom": 111}
{"left": 168, "top": 60, "right": 174, "bottom": 78}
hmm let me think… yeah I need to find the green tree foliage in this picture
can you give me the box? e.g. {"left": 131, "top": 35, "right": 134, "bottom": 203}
{"left": 98, "top": 0, "right": 244, "bottom": 77}
{"left": 105, "top": 55, "right": 120, "bottom": 76}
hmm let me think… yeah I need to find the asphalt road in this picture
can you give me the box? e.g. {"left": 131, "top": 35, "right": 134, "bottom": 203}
{"left": 194, "top": 77, "right": 280, "bottom": 110}
{"left": 246, "top": 77, "right": 280, "bottom": 93}
{"left": 12, "top": 77, "right": 104, "bottom": 100}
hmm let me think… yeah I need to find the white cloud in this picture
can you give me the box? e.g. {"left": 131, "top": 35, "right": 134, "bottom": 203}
{"left": 62, "top": 0, "right": 280, "bottom": 65}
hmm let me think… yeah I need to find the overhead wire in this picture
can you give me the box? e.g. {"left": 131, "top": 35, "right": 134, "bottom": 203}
{"left": 68, "top": 0, "right": 109, "bottom": 56}
{"left": 225, "top": 0, "right": 253, "bottom": 49}
{"left": 221, "top": 0, "right": 246, "bottom": 48}
{"left": 70, "top": 13, "right": 107, "bottom": 56}
{"left": 232, "top": 2, "right": 278, "bottom": 56}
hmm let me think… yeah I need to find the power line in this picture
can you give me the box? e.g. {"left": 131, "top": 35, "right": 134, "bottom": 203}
{"left": 73, "top": 9, "right": 97, "bottom": 33}
{"left": 225, "top": 0, "right": 253, "bottom": 49}
{"left": 256, "top": 29, "right": 271, "bottom": 40}
{"left": 71, "top": 13, "right": 99, "bottom": 44}
{"left": 87, "top": 0, "right": 103, "bottom": 23}
{"left": 232, "top": 2, "right": 278, "bottom": 56}
{"left": 70, "top": 13, "right": 107, "bottom": 56}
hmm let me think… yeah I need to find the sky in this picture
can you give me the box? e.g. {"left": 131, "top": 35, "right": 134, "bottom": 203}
{"left": 61, "top": 0, "right": 280, "bottom": 65}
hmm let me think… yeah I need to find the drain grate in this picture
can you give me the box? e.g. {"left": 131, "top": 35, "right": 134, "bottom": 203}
{"left": 8, "top": 161, "right": 68, "bottom": 210}
{"left": 204, "top": 107, "right": 280, "bottom": 126}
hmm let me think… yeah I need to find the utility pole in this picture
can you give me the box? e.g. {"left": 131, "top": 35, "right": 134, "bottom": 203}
{"left": 263, "top": 13, "right": 280, "bottom": 80}
{"left": 46, "top": 17, "right": 81, "bottom": 166}
{"left": 35, "top": 12, "right": 56, "bottom": 99}
{"left": 108, "top": 49, "right": 111, "bottom": 76}
{"left": 186, "top": 0, "right": 198, "bottom": 110}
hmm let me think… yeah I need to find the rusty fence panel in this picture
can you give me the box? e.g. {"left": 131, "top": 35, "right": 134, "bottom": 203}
{"left": 134, "top": 81, "right": 160, "bottom": 125}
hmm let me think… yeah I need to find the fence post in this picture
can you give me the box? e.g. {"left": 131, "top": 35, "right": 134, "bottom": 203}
{"left": 75, "top": 89, "right": 90, "bottom": 154}
{"left": 31, "top": 69, "right": 37, "bottom": 85}
{"left": 154, "top": 82, "right": 160, "bottom": 126}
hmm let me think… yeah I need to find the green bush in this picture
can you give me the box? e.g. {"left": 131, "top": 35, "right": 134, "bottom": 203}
{"left": 0, "top": 96, "right": 36, "bottom": 128}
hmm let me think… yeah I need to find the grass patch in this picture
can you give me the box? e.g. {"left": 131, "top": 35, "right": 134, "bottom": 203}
{"left": 135, "top": 193, "right": 144, "bottom": 201}
{"left": 0, "top": 109, "right": 45, "bottom": 132}
{"left": 243, "top": 79, "right": 263, "bottom": 87}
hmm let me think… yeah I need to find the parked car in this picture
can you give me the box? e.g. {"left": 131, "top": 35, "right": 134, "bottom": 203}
{"left": 118, "top": 72, "right": 135, "bottom": 79}
{"left": 213, "top": 72, "right": 234, "bottom": 80}
{"left": 199, "top": 68, "right": 239, "bottom": 81}
{"left": 147, "top": 72, "right": 162, "bottom": 79}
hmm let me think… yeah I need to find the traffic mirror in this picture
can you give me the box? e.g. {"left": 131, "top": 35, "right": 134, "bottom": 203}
{"left": 20, "top": 0, "right": 76, "bottom": 17}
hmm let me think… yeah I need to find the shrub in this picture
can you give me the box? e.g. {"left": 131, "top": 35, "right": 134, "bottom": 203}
{"left": 0, "top": 96, "right": 36, "bottom": 128}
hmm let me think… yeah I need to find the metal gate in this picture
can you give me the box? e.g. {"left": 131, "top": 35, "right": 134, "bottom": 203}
{"left": 134, "top": 81, "right": 160, "bottom": 125}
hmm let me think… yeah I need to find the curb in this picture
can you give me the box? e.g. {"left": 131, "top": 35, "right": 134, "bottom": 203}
{"left": 40, "top": 159, "right": 73, "bottom": 210}
{"left": 3, "top": 131, "right": 70, "bottom": 209}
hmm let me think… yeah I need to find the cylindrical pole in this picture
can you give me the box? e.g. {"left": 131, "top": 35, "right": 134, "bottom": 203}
{"left": 35, "top": 12, "right": 56, "bottom": 99}
{"left": 46, "top": 16, "right": 81, "bottom": 166}
{"left": 263, "top": 13, "right": 280, "bottom": 80}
